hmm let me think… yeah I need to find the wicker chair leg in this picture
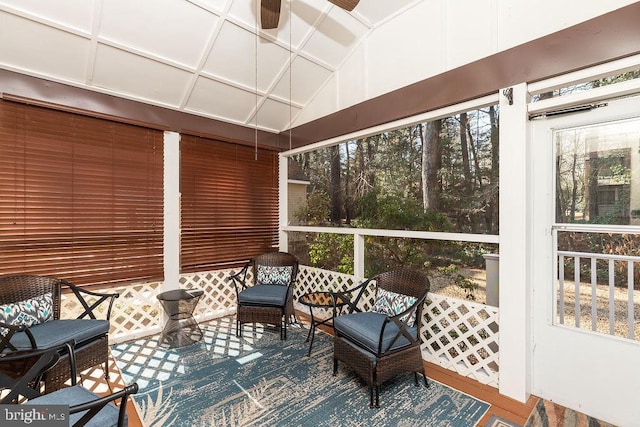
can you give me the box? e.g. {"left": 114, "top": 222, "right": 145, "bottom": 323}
{"left": 369, "top": 385, "right": 380, "bottom": 409}
{"left": 423, "top": 372, "right": 429, "bottom": 388}
{"left": 104, "top": 361, "right": 110, "bottom": 380}
{"left": 369, "top": 386, "right": 374, "bottom": 408}
{"left": 333, "top": 358, "right": 338, "bottom": 375}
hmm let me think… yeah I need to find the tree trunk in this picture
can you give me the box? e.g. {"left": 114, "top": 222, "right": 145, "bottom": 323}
{"left": 330, "top": 144, "right": 342, "bottom": 224}
{"left": 344, "top": 143, "right": 352, "bottom": 224}
{"left": 421, "top": 120, "right": 442, "bottom": 212}
{"left": 587, "top": 153, "right": 599, "bottom": 221}
{"left": 556, "top": 153, "right": 565, "bottom": 222}
{"left": 570, "top": 150, "right": 578, "bottom": 221}
{"left": 459, "top": 112, "right": 473, "bottom": 196}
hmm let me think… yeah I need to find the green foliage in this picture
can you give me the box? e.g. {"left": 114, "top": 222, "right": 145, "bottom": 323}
{"left": 295, "top": 189, "right": 330, "bottom": 226}
{"left": 291, "top": 106, "right": 500, "bottom": 281}
{"left": 308, "top": 233, "right": 354, "bottom": 274}
{"left": 353, "top": 191, "right": 451, "bottom": 232}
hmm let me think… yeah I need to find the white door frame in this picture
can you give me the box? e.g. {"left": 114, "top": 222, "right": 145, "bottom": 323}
{"left": 529, "top": 94, "right": 640, "bottom": 427}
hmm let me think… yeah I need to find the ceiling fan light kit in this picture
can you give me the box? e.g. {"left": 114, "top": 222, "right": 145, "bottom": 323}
{"left": 260, "top": 0, "right": 361, "bottom": 29}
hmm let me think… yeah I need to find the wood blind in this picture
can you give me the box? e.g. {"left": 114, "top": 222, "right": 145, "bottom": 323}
{"left": 0, "top": 100, "right": 164, "bottom": 286}
{"left": 180, "top": 135, "right": 279, "bottom": 272}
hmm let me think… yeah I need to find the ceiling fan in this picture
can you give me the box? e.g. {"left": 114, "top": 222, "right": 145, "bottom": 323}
{"left": 261, "top": 0, "right": 360, "bottom": 29}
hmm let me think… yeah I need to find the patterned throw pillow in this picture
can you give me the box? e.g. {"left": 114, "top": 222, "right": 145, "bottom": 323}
{"left": 256, "top": 266, "right": 293, "bottom": 286}
{"left": 371, "top": 288, "right": 417, "bottom": 325}
{"left": 0, "top": 293, "right": 53, "bottom": 334}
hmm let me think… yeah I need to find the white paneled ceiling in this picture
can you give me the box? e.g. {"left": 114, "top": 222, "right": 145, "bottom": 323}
{"left": 0, "top": 0, "right": 418, "bottom": 133}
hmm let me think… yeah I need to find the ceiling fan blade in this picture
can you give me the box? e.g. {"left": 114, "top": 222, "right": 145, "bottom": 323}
{"left": 328, "top": 0, "right": 360, "bottom": 12}
{"left": 261, "top": 0, "right": 281, "bottom": 29}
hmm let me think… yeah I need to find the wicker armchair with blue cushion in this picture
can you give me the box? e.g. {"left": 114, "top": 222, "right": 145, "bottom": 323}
{"left": 0, "top": 342, "right": 138, "bottom": 427}
{"left": 229, "top": 252, "right": 299, "bottom": 340}
{"left": 331, "top": 269, "right": 430, "bottom": 408}
{"left": 0, "top": 274, "right": 119, "bottom": 392}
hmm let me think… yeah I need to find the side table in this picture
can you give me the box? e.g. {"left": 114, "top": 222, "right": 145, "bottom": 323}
{"left": 298, "top": 291, "right": 349, "bottom": 356}
{"left": 157, "top": 288, "right": 204, "bottom": 348}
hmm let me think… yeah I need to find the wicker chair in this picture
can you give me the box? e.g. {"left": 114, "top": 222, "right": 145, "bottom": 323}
{"left": 0, "top": 342, "right": 138, "bottom": 427}
{"left": 229, "top": 252, "right": 299, "bottom": 340}
{"left": 331, "top": 269, "right": 430, "bottom": 408}
{"left": 0, "top": 275, "right": 119, "bottom": 392}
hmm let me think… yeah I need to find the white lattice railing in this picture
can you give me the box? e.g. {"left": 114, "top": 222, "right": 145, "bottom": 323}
{"left": 62, "top": 265, "right": 500, "bottom": 387}
{"left": 61, "top": 268, "right": 240, "bottom": 344}
{"left": 422, "top": 293, "right": 499, "bottom": 388}
{"left": 295, "top": 265, "right": 500, "bottom": 388}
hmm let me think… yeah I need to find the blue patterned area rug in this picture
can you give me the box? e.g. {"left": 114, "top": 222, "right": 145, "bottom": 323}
{"left": 112, "top": 317, "right": 490, "bottom": 426}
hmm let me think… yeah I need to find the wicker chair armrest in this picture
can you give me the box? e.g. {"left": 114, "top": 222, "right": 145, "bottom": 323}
{"left": 70, "top": 382, "right": 139, "bottom": 427}
{"left": 0, "top": 321, "right": 37, "bottom": 352}
{"left": 228, "top": 263, "right": 251, "bottom": 295}
{"left": 330, "top": 278, "right": 372, "bottom": 314}
{"left": 61, "top": 281, "right": 119, "bottom": 321}
{"left": 0, "top": 340, "right": 77, "bottom": 403}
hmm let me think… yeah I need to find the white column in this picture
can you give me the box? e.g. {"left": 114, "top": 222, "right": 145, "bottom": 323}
{"left": 163, "top": 131, "right": 181, "bottom": 290}
{"left": 354, "top": 233, "right": 365, "bottom": 282}
{"left": 279, "top": 154, "right": 289, "bottom": 251}
{"left": 498, "top": 83, "right": 531, "bottom": 402}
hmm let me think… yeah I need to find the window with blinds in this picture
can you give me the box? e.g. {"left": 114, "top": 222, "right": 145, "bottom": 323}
{"left": 180, "top": 135, "right": 279, "bottom": 272}
{"left": 0, "top": 100, "right": 164, "bottom": 287}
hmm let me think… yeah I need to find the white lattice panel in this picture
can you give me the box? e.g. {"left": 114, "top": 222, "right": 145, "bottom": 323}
{"left": 294, "top": 266, "right": 360, "bottom": 315}
{"left": 179, "top": 268, "right": 238, "bottom": 321}
{"left": 61, "top": 281, "right": 164, "bottom": 344}
{"left": 68, "top": 265, "right": 500, "bottom": 387}
{"left": 296, "top": 266, "right": 500, "bottom": 388}
{"left": 61, "top": 269, "right": 241, "bottom": 345}
{"left": 421, "top": 293, "right": 500, "bottom": 388}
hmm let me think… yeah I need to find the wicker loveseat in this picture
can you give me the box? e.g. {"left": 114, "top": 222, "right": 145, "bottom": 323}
{"left": 0, "top": 274, "right": 119, "bottom": 392}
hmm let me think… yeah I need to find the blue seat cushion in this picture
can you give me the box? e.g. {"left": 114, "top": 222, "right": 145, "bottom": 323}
{"left": 30, "top": 385, "right": 125, "bottom": 427}
{"left": 333, "top": 312, "right": 417, "bottom": 354}
{"left": 9, "top": 319, "right": 109, "bottom": 351}
{"left": 238, "top": 285, "right": 288, "bottom": 307}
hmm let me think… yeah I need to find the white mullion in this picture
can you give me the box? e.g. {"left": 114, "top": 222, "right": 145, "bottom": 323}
{"left": 558, "top": 255, "right": 565, "bottom": 325}
{"left": 281, "top": 225, "right": 498, "bottom": 244}
{"left": 591, "top": 257, "right": 597, "bottom": 332}
{"left": 628, "top": 261, "right": 635, "bottom": 339}
{"left": 609, "top": 259, "right": 616, "bottom": 335}
{"left": 574, "top": 256, "right": 580, "bottom": 328}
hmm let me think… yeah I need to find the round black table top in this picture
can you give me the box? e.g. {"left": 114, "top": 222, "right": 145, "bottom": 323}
{"left": 299, "top": 291, "right": 349, "bottom": 308}
{"left": 157, "top": 288, "right": 203, "bottom": 301}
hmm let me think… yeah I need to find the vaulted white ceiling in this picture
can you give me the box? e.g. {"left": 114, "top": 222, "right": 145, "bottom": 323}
{"left": 2, "top": 1, "right": 636, "bottom": 136}
{"left": 0, "top": 0, "right": 417, "bottom": 133}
